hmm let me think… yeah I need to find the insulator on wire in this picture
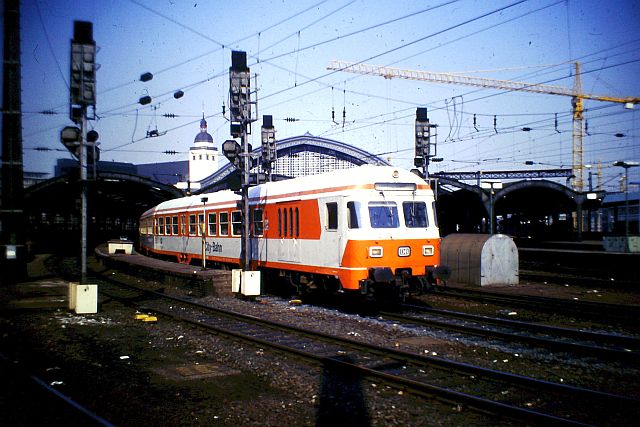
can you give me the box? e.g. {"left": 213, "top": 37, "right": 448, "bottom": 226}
{"left": 140, "top": 72, "right": 153, "bottom": 82}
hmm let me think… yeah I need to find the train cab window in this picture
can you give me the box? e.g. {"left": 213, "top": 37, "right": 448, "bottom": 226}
{"left": 231, "top": 210, "right": 242, "bottom": 236}
{"left": 181, "top": 215, "right": 186, "bottom": 235}
{"left": 403, "top": 201, "right": 428, "bottom": 228}
{"left": 198, "top": 214, "right": 205, "bottom": 236}
{"left": 158, "top": 217, "right": 165, "bottom": 235}
{"left": 369, "top": 201, "right": 399, "bottom": 228}
{"left": 189, "top": 214, "right": 197, "bottom": 236}
{"left": 432, "top": 201, "right": 439, "bottom": 227}
{"left": 253, "top": 208, "right": 264, "bottom": 236}
{"left": 165, "top": 216, "right": 172, "bottom": 235}
{"left": 172, "top": 216, "right": 179, "bottom": 235}
{"left": 347, "top": 201, "right": 361, "bottom": 229}
{"left": 219, "top": 212, "right": 229, "bottom": 236}
{"left": 326, "top": 202, "right": 338, "bottom": 230}
{"left": 208, "top": 213, "right": 217, "bottom": 236}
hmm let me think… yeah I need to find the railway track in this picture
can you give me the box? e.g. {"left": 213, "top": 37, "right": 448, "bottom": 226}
{"left": 0, "top": 352, "right": 115, "bottom": 426}
{"left": 379, "top": 304, "right": 640, "bottom": 364}
{"left": 433, "top": 287, "right": 640, "bottom": 324}
{"left": 97, "top": 273, "right": 640, "bottom": 426}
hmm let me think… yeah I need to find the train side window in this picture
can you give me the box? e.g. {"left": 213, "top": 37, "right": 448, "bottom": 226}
{"left": 189, "top": 214, "right": 197, "bottom": 235}
{"left": 165, "top": 216, "right": 172, "bottom": 235}
{"left": 208, "top": 212, "right": 217, "bottom": 236}
{"left": 181, "top": 215, "right": 186, "bottom": 235}
{"left": 347, "top": 201, "right": 361, "bottom": 229}
{"left": 403, "top": 201, "right": 428, "bottom": 228}
{"left": 219, "top": 212, "right": 229, "bottom": 236}
{"left": 295, "top": 207, "right": 299, "bottom": 237}
{"left": 231, "top": 210, "right": 242, "bottom": 236}
{"left": 326, "top": 202, "right": 338, "bottom": 230}
{"left": 278, "top": 209, "right": 282, "bottom": 237}
{"left": 253, "top": 208, "right": 264, "bottom": 237}
{"left": 172, "top": 216, "right": 179, "bottom": 235}
{"left": 158, "top": 217, "right": 165, "bottom": 235}
{"left": 198, "top": 213, "right": 205, "bottom": 236}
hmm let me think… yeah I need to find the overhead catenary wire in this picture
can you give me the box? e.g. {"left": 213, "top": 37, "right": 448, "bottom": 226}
{"left": 25, "top": 0, "right": 638, "bottom": 189}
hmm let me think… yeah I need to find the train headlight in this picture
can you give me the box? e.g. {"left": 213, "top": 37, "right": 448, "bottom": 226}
{"left": 369, "top": 246, "right": 383, "bottom": 258}
{"left": 422, "top": 245, "right": 434, "bottom": 256}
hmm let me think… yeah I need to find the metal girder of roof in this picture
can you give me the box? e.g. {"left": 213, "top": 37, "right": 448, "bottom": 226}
{"left": 432, "top": 169, "right": 573, "bottom": 181}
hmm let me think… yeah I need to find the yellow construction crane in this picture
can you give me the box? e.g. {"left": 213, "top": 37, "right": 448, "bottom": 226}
{"left": 327, "top": 60, "right": 639, "bottom": 192}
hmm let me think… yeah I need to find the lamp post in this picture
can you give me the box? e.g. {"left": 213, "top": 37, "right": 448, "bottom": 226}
{"left": 481, "top": 180, "right": 503, "bottom": 234}
{"left": 613, "top": 161, "right": 639, "bottom": 243}
{"left": 201, "top": 196, "right": 208, "bottom": 270}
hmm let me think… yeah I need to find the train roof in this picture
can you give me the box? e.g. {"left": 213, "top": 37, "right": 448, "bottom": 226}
{"left": 249, "top": 165, "right": 428, "bottom": 199}
{"left": 142, "top": 165, "right": 428, "bottom": 217}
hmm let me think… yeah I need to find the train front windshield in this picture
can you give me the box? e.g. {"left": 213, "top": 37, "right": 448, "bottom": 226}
{"left": 403, "top": 201, "right": 428, "bottom": 228}
{"left": 368, "top": 201, "right": 400, "bottom": 228}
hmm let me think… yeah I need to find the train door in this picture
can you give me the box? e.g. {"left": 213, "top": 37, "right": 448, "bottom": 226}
{"left": 276, "top": 203, "right": 301, "bottom": 263}
{"left": 320, "top": 196, "right": 344, "bottom": 267}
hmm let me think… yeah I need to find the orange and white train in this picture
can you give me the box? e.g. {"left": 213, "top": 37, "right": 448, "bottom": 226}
{"left": 139, "top": 165, "right": 447, "bottom": 297}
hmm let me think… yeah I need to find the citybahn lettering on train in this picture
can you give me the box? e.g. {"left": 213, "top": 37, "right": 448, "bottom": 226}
{"left": 205, "top": 241, "right": 223, "bottom": 254}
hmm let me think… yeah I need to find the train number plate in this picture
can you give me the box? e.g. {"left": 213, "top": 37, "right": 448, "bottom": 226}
{"left": 398, "top": 246, "right": 411, "bottom": 257}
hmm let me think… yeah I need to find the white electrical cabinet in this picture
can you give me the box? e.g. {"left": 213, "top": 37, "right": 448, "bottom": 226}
{"left": 231, "top": 270, "right": 261, "bottom": 296}
{"left": 68, "top": 283, "right": 98, "bottom": 314}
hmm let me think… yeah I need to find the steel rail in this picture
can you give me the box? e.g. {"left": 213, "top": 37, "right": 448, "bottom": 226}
{"left": 145, "top": 304, "right": 589, "bottom": 427}
{"left": 379, "top": 306, "right": 640, "bottom": 363}
{"left": 434, "top": 287, "right": 640, "bottom": 321}
{"left": 0, "top": 352, "right": 116, "bottom": 427}
{"left": 399, "top": 303, "right": 640, "bottom": 348}
{"left": 94, "top": 272, "right": 639, "bottom": 426}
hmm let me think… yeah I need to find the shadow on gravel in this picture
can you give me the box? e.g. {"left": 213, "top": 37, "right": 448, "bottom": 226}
{"left": 317, "top": 355, "right": 371, "bottom": 427}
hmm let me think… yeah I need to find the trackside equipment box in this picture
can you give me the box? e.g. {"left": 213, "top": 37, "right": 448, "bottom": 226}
{"left": 440, "top": 233, "right": 518, "bottom": 286}
{"left": 231, "top": 270, "right": 261, "bottom": 296}
{"left": 68, "top": 282, "right": 98, "bottom": 314}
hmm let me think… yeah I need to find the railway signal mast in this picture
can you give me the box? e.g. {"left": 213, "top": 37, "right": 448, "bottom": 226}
{"left": 327, "top": 60, "right": 639, "bottom": 192}
{"left": 261, "top": 115, "right": 276, "bottom": 182}
{"left": 68, "top": 21, "right": 97, "bottom": 284}
{"left": 225, "top": 51, "right": 258, "bottom": 275}
{"left": 414, "top": 107, "right": 438, "bottom": 181}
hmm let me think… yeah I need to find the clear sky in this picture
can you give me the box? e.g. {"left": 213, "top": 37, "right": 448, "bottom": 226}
{"left": 6, "top": 0, "right": 640, "bottom": 191}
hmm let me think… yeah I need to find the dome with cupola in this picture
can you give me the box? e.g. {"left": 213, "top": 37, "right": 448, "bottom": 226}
{"left": 188, "top": 112, "right": 218, "bottom": 183}
{"left": 194, "top": 115, "right": 214, "bottom": 145}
